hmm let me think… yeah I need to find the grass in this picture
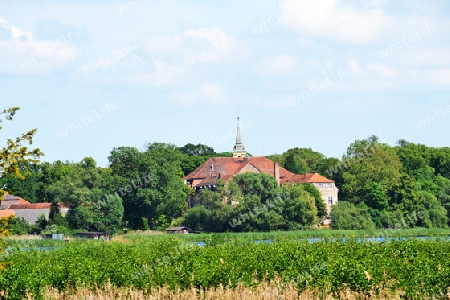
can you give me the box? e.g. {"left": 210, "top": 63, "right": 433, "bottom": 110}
{"left": 118, "top": 228, "right": 450, "bottom": 243}
{"left": 38, "top": 279, "right": 409, "bottom": 300}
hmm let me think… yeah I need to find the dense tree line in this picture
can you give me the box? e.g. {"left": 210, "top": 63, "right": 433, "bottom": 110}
{"left": 2, "top": 135, "right": 450, "bottom": 234}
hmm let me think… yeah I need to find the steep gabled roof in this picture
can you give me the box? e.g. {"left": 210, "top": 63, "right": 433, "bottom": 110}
{"left": 184, "top": 157, "right": 250, "bottom": 182}
{"left": 184, "top": 156, "right": 335, "bottom": 188}
{"left": 184, "top": 156, "right": 297, "bottom": 187}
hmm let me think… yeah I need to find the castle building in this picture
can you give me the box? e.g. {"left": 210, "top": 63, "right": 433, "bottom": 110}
{"left": 183, "top": 117, "right": 338, "bottom": 224}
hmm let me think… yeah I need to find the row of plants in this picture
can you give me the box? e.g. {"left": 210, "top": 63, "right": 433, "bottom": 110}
{"left": 1, "top": 237, "right": 450, "bottom": 299}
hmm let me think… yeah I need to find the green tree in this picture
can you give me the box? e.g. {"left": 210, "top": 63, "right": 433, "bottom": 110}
{"left": 281, "top": 184, "right": 319, "bottom": 229}
{"left": 179, "top": 143, "right": 215, "bottom": 157}
{"left": 231, "top": 172, "right": 280, "bottom": 201}
{"left": 47, "top": 157, "right": 123, "bottom": 233}
{"left": 181, "top": 189, "right": 232, "bottom": 232}
{"left": 0, "top": 161, "right": 39, "bottom": 203}
{"left": 8, "top": 217, "right": 30, "bottom": 235}
{"left": 418, "top": 191, "right": 448, "bottom": 228}
{"left": 302, "top": 183, "right": 327, "bottom": 219}
{"left": 281, "top": 147, "right": 325, "bottom": 174}
{"left": 225, "top": 174, "right": 322, "bottom": 231}
{"left": 109, "top": 143, "right": 188, "bottom": 230}
{"left": 0, "top": 107, "right": 43, "bottom": 261}
{"left": 0, "top": 107, "right": 43, "bottom": 200}
{"left": 340, "top": 136, "right": 402, "bottom": 205}
{"left": 330, "top": 201, "right": 375, "bottom": 230}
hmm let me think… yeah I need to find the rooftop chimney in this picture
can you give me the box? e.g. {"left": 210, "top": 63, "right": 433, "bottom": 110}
{"left": 274, "top": 162, "right": 280, "bottom": 186}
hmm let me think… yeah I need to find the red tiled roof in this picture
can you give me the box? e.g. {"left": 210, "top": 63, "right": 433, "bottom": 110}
{"left": 184, "top": 156, "right": 333, "bottom": 188}
{"left": 0, "top": 210, "right": 15, "bottom": 218}
{"left": 8, "top": 203, "right": 52, "bottom": 209}
{"left": 285, "top": 173, "right": 334, "bottom": 184}
{"left": 247, "top": 157, "right": 293, "bottom": 180}
{"left": 184, "top": 157, "right": 247, "bottom": 182}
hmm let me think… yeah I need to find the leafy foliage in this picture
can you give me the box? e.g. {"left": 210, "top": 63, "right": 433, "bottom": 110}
{"left": 330, "top": 202, "right": 376, "bottom": 230}
{"left": 1, "top": 238, "right": 450, "bottom": 299}
{"left": 0, "top": 107, "right": 43, "bottom": 200}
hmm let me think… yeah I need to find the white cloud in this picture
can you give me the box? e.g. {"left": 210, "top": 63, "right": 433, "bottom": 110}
{"left": 143, "top": 28, "right": 246, "bottom": 62}
{"left": 367, "top": 63, "right": 400, "bottom": 78}
{"left": 425, "top": 69, "right": 450, "bottom": 87}
{"left": 388, "top": 48, "right": 450, "bottom": 68}
{"left": 257, "top": 54, "right": 297, "bottom": 75}
{"left": 0, "top": 16, "right": 33, "bottom": 40}
{"left": 346, "top": 59, "right": 363, "bottom": 75}
{"left": 184, "top": 28, "right": 233, "bottom": 53}
{"left": 0, "top": 16, "right": 80, "bottom": 74}
{"left": 279, "top": 0, "right": 389, "bottom": 44}
{"left": 80, "top": 46, "right": 135, "bottom": 73}
{"left": 143, "top": 35, "right": 184, "bottom": 55}
{"left": 169, "top": 84, "right": 224, "bottom": 105}
{"left": 76, "top": 28, "right": 241, "bottom": 86}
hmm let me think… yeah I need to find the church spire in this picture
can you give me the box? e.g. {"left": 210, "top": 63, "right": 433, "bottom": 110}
{"left": 233, "top": 116, "right": 246, "bottom": 158}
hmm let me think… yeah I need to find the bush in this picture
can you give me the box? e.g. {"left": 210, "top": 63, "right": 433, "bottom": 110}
{"left": 8, "top": 217, "right": 30, "bottom": 235}
{"left": 330, "top": 201, "right": 375, "bottom": 230}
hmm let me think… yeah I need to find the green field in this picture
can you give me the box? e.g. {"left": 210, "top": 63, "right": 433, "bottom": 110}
{"left": 1, "top": 230, "right": 450, "bottom": 299}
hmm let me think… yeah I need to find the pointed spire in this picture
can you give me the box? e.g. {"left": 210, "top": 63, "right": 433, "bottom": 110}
{"left": 235, "top": 116, "right": 242, "bottom": 144}
{"left": 233, "top": 116, "right": 246, "bottom": 158}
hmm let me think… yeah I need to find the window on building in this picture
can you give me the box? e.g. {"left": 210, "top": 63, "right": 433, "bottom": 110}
{"left": 328, "top": 183, "right": 333, "bottom": 188}
{"left": 318, "top": 183, "right": 323, "bottom": 188}
{"left": 328, "top": 197, "right": 333, "bottom": 205}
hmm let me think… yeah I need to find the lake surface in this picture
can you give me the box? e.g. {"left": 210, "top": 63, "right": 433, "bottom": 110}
{"left": 192, "top": 235, "right": 450, "bottom": 246}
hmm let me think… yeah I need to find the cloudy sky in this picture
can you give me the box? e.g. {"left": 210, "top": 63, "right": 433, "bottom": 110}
{"left": 1, "top": 0, "right": 449, "bottom": 167}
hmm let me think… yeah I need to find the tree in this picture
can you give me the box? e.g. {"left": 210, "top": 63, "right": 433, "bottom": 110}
{"left": 225, "top": 173, "right": 322, "bottom": 231}
{"left": 281, "top": 184, "right": 319, "bottom": 229}
{"left": 0, "top": 107, "right": 43, "bottom": 260}
{"left": 47, "top": 157, "right": 124, "bottom": 233}
{"left": 330, "top": 202, "right": 375, "bottom": 230}
{"left": 179, "top": 143, "right": 216, "bottom": 176}
{"left": 181, "top": 189, "right": 232, "bottom": 232}
{"left": 281, "top": 148, "right": 325, "bottom": 174}
{"left": 231, "top": 172, "right": 280, "bottom": 202}
{"left": 0, "top": 107, "right": 43, "bottom": 200}
{"left": 109, "top": 143, "right": 189, "bottom": 230}
{"left": 179, "top": 143, "right": 215, "bottom": 157}
{"left": 8, "top": 217, "right": 30, "bottom": 235}
{"left": 37, "top": 161, "right": 73, "bottom": 202}
{"left": 418, "top": 191, "right": 448, "bottom": 228}
{"left": 301, "top": 183, "right": 327, "bottom": 219}
{"left": 340, "top": 136, "right": 402, "bottom": 205}
{"left": 0, "top": 161, "right": 39, "bottom": 203}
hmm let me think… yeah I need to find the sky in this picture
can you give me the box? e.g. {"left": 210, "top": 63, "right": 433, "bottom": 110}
{"left": 1, "top": 0, "right": 449, "bottom": 167}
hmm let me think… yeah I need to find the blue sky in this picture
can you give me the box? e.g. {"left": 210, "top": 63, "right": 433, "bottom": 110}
{"left": 1, "top": 0, "right": 449, "bottom": 167}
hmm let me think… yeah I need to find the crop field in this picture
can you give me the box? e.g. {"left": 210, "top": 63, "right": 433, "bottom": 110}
{"left": 1, "top": 233, "right": 450, "bottom": 299}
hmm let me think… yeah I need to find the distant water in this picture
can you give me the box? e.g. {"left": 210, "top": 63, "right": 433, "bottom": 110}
{"left": 192, "top": 236, "right": 450, "bottom": 247}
